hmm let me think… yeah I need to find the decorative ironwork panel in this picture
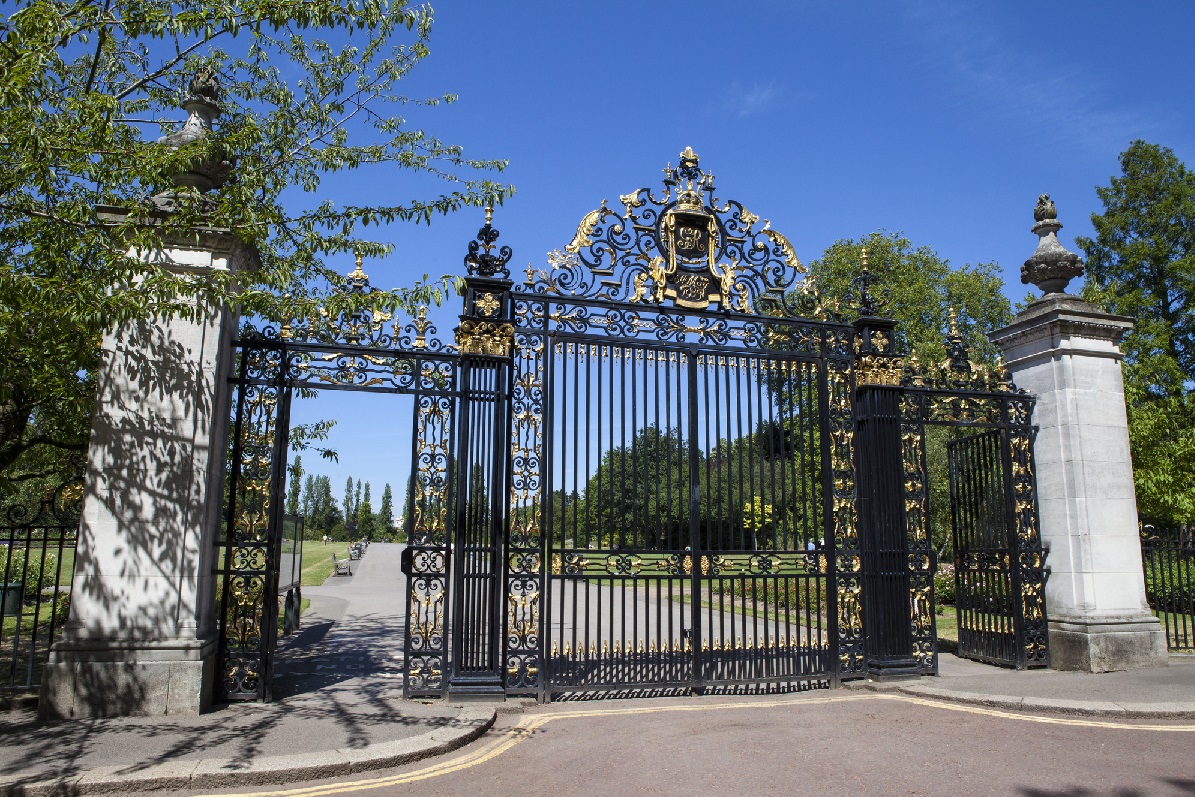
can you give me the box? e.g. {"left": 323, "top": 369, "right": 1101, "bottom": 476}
{"left": 403, "top": 390, "right": 455, "bottom": 698}
{"left": 505, "top": 303, "right": 546, "bottom": 694}
{"left": 537, "top": 333, "right": 837, "bottom": 696}
{"left": 899, "top": 405, "right": 937, "bottom": 673}
{"left": 1009, "top": 426, "right": 1048, "bottom": 664}
{"left": 828, "top": 358, "right": 864, "bottom": 676}
{"left": 218, "top": 345, "right": 287, "bottom": 701}
{"left": 524, "top": 148, "right": 837, "bottom": 321}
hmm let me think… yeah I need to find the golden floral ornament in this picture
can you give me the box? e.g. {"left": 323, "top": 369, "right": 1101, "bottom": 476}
{"left": 476, "top": 292, "right": 500, "bottom": 317}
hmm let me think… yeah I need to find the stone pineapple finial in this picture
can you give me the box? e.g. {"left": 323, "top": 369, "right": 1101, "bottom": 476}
{"left": 1021, "top": 193, "right": 1083, "bottom": 294}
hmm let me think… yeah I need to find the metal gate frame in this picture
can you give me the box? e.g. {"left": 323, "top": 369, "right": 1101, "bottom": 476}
{"left": 897, "top": 319, "right": 1049, "bottom": 670}
{"left": 216, "top": 260, "right": 465, "bottom": 702}
{"left": 216, "top": 149, "right": 1050, "bottom": 703}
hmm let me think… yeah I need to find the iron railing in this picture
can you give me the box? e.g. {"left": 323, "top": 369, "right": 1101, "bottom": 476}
{"left": 1, "top": 473, "right": 82, "bottom": 692}
{"left": 1141, "top": 523, "right": 1195, "bottom": 650}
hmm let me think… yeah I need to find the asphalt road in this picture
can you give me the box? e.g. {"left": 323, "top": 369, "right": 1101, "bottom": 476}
{"left": 172, "top": 690, "right": 1195, "bottom": 797}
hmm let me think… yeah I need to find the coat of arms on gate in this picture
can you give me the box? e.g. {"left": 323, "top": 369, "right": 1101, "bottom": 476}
{"left": 531, "top": 146, "right": 827, "bottom": 319}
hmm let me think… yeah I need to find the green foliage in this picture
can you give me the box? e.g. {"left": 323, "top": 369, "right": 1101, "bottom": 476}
{"left": 356, "top": 481, "right": 375, "bottom": 537}
{"left": 53, "top": 591, "right": 71, "bottom": 625}
{"left": 1, "top": 546, "right": 59, "bottom": 600}
{"left": 561, "top": 424, "right": 821, "bottom": 552}
{"left": 808, "top": 230, "right": 1012, "bottom": 366}
{"left": 934, "top": 561, "right": 956, "bottom": 605}
{"left": 378, "top": 482, "right": 394, "bottom": 533}
{"left": 285, "top": 455, "right": 303, "bottom": 516}
{"left": 0, "top": 1, "right": 512, "bottom": 488}
{"left": 1077, "top": 141, "right": 1195, "bottom": 524}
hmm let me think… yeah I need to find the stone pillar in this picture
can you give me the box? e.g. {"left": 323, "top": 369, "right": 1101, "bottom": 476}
{"left": 988, "top": 195, "right": 1166, "bottom": 672}
{"left": 40, "top": 228, "right": 258, "bottom": 717}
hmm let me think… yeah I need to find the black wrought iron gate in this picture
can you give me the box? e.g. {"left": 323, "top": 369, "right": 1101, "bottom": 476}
{"left": 216, "top": 260, "right": 464, "bottom": 702}
{"left": 541, "top": 341, "right": 837, "bottom": 695}
{"left": 216, "top": 147, "right": 1051, "bottom": 705}
{"left": 948, "top": 429, "right": 1045, "bottom": 668}
{"left": 898, "top": 319, "right": 1050, "bottom": 670}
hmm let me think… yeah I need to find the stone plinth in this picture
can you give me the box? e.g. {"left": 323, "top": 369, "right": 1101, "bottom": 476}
{"left": 40, "top": 226, "right": 258, "bottom": 717}
{"left": 990, "top": 296, "right": 1167, "bottom": 672}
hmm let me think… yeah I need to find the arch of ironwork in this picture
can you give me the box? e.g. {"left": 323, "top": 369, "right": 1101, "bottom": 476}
{"left": 218, "top": 262, "right": 461, "bottom": 702}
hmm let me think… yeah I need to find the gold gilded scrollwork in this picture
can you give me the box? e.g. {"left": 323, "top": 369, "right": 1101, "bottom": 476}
{"left": 856, "top": 354, "right": 904, "bottom": 386}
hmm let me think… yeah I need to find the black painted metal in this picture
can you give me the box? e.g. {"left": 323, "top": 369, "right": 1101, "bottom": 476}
{"left": 534, "top": 326, "right": 841, "bottom": 697}
{"left": 217, "top": 253, "right": 467, "bottom": 702}
{"left": 947, "top": 428, "right": 1038, "bottom": 668}
{"left": 0, "top": 465, "right": 82, "bottom": 692}
{"left": 215, "top": 155, "right": 1054, "bottom": 704}
{"left": 279, "top": 515, "right": 304, "bottom": 637}
{"left": 855, "top": 386, "right": 918, "bottom": 676}
{"left": 1140, "top": 523, "right": 1195, "bottom": 650}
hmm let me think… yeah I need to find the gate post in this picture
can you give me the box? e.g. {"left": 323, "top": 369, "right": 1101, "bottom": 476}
{"left": 989, "top": 196, "right": 1166, "bottom": 672}
{"left": 852, "top": 270, "right": 920, "bottom": 679}
{"left": 447, "top": 208, "right": 515, "bottom": 699}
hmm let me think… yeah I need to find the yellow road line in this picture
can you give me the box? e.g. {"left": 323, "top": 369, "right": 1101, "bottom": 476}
{"left": 195, "top": 693, "right": 1195, "bottom": 797}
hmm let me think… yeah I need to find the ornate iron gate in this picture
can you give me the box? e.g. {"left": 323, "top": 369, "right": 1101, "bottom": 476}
{"left": 509, "top": 148, "right": 858, "bottom": 698}
{"left": 217, "top": 260, "right": 463, "bottom": 702}
{"left": 948, "top": 429, "right": 1026, "bottom": 665}
{"left": 898, "top": 319, "right": 1049, "bottom": 670}
{"left": 216, "top": 147, "right": 1051, "bottom": 703}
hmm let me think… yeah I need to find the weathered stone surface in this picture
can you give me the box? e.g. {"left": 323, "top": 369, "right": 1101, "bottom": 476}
{"left": 991, "top": 295, "right": 1167, "bottom": 672}
{"left": 40, "top": 229, "right": 258, "bottom": 718}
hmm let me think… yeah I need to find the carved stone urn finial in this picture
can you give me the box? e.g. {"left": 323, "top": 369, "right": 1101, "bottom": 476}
{"left": 155, "top": 66, "right": 234, "bottom": 195}
{"left": 1021, "top": 193, "right": 1083, "bottom": 295}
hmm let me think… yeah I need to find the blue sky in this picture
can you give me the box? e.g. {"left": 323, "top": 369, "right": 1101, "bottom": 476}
{"left": 287, "top": 1, "right": 1195, "bottom": 504}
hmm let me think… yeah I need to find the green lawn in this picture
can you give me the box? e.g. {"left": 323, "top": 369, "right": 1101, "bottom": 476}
{"left": 934, "top": 607, "right": 959, "bottom": 652}
{"left": 299, "top": 540, "right": 353, "bottom": 587}
{"left": 1, "top": 599, "right": 66, "bottom": 637}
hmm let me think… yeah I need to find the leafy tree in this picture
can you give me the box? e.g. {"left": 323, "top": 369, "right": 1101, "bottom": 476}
{"left": 343, "top": 475, "right": 355, "bottom": 530}
{"left": 1076, "top": 141, "right": 1195, "bottom": 523}
{"left": 352, "top": 478, "right": 362, "bottom": 530}
{"left": 357, "top": 481, "right": 375, "bottom": 538}
{"left": 300, "top": 473, "right": 315, "bottom": 519}
{"left": 285, "top": 455, "right": 303, "bottom": 517}
{"left": 306, "top": 474, "right": 341, "bottom": 536}
{"left": 809, "top": 231, "right": 1012, "bottom": 365}
{"left": 0, "top": 1, "right": 512, "bottom": 490}
{"left": 378, "top": 482, "right": 394, "bottom": 534}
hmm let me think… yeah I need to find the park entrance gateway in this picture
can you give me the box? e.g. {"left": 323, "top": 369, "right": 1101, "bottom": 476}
{"left": 215, "top": 148, "right": 1049, "bottom": 704}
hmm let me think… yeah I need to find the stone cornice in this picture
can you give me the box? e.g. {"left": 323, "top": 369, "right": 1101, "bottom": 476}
{"left": 96, "top": 203, "right": 261, "bottom": 274}
{"left": 989, "top": 295, "right": 1134, "bottom": 349}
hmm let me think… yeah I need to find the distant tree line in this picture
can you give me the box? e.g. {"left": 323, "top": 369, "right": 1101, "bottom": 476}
{"left": 284, "top": 456, "right": 398, "bottom": 541}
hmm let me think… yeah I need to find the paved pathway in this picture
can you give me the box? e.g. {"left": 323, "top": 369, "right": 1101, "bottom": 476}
{"left": 272, "top": 542, "right": 410, "bottom": 699}
{"left": 0, "top": 543, "right": 492, "bottom": 795}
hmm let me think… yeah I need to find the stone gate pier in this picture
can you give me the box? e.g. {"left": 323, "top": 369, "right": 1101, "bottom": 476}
{"left": 990, "top": 196, "right": 1167, "bottom": 672}
{"left": 39, "top": 73, "right": 257, "bottom": 717}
